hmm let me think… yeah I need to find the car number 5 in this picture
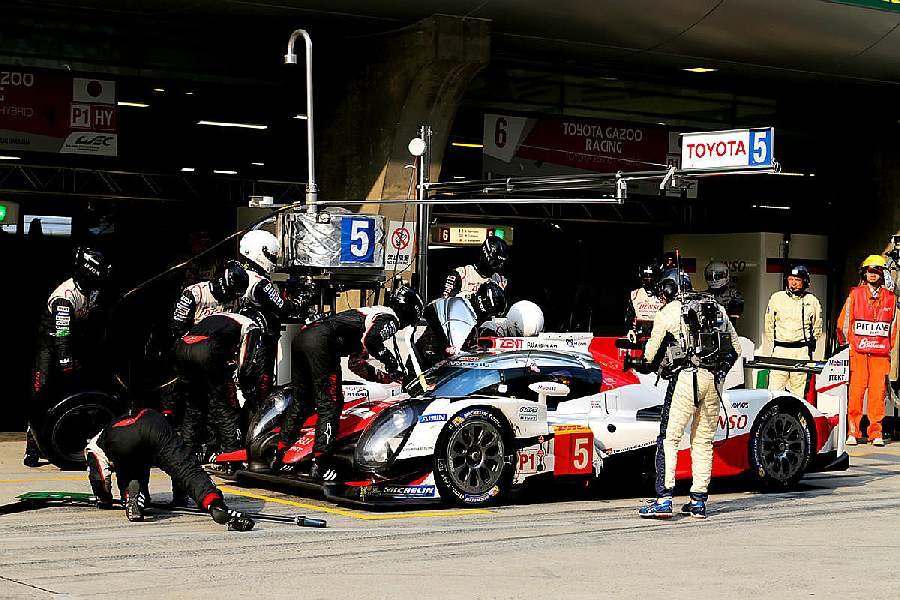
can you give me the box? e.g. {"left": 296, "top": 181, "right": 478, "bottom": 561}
{"left": 350, "top": 220, "right": 370, "bottom": 257}
{"left": 573, "top": 437, "right": 589, "bottom": 470}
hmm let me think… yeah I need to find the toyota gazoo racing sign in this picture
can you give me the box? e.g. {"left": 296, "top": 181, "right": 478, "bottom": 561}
{"left": 680, "top": 127, "right": 774, "bottom": 171}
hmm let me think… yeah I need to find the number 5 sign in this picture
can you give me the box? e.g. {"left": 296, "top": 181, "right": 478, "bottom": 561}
{"left": 552, "top": 425, "right": 594, "bottom": 476}
{"left": 340, "top": 216, "right": 375, "bottom": 264}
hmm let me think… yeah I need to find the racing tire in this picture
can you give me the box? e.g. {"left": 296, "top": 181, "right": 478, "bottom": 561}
{"left": 248, "top": 430, "right": 281, "bottom": 473}
{"left": 749, "top": 401, "right": 812, "bottom": 490}
{"left": 434, "top": 408, "right": 513, "bottom": 508}
{"left": 36, "top": 392, "right": 121, "bottom": 471}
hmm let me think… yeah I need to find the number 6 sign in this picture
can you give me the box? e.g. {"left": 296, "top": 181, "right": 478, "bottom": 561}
{"left": 552, "top": 425, "right": 594, "bottom": 476}
{"left": 340, "top": 216, "right": 375, "bottom": 264}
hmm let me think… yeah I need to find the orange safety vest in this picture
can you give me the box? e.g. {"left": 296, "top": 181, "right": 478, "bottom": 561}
{"left": 847, "top": 285, "right": 896, "bottom": 356}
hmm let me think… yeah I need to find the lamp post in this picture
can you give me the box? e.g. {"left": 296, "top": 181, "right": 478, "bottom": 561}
{"left": 285, "top": 29, "right": 318, "bottom": 210}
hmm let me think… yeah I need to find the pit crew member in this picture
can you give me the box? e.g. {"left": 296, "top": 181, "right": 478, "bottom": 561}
{"left": 838, "top": 255, "right": 897, "bottom": 447}
{"left": 85, "top": 408, "right": 254, "bottom": 530}
{"left": 702, "top": 261, "right": 745, "bottom": 320}
{"left": 26, "top": 247, "right": 111, "bottom": 467}
{"left": 764, "top": 265, "right": 823, "bottom": 397}
{"left": 625, "top": 263, "right": 663, "bottom": 341}
{"left": 633, "top": 283, "right": 740, "bottom": 519}
{"left": 442, "top": 236, "right": 509, "bottom": 298}
{"left": 278, "top": 286, "right": 425, "bottom": 481}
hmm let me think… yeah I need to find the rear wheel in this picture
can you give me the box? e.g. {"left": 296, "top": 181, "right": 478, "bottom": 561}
{"left": 434, "top": 409, "right": 512, "bottom": 507}
{"left": 749, "top": 403, "right": 811, "bottom": 489}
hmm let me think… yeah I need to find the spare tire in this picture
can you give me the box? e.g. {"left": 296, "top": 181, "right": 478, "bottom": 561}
{"left": 35, "top": 392, "right": 121, "bottom": 470}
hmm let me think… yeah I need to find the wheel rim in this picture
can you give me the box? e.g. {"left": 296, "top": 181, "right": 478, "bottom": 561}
{"left": 758, "top": 412, "right": 808, "bottom": 482}
{"left": 446, "top": 420, "right": 505, "bottom": 495}
{"left": 52, "top": 405, "right": 114, "bottom": 463}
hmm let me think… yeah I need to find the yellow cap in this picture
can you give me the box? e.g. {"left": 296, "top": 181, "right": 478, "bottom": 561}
{"left": 861, "top": 254, "right": 887, "bottom": 269}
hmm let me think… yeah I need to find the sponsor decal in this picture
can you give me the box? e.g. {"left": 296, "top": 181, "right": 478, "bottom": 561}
{"left": 731, "top": 401, "right": 749, "bottom": 409}
{"left": 382, "top": 485, "right": 436, "bottom": 498}
{"left": 517, "top": 449, "right": 546, "bottom": 474}
{"left": 718, "top": 414, "right": 748, "bottom": 430}
{"left": 519, "top": 405, "right": 539, "bottom": 422}
{"left": 462, "top": 486, "right": 500, "bottom": 504}
{"left": 590, "top": 398, "right": 604, "bottom": 410}
{"left": 858, "top": 338, "right": 888, "bottom": 350}
{"left": 418, "top": 413, "right": 447, "bottom": 423}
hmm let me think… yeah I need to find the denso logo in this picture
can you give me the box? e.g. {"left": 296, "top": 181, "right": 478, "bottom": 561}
{"left": 497, "top": 338, "right": 523, "bottom": 349}
{"left": 74, "top": 135, "right": 114, "bottom": 146}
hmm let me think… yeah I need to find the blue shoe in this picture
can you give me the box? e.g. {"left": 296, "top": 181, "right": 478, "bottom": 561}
{"left": 681, "top": 500, "right": 707, "bottom": 519}
{"left": 639, "top": 498, "right": 673, "bottom": 518}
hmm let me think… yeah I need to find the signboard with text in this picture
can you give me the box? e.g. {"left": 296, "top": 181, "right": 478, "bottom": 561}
{"left": 482, "top": 113, "right": 668, "bottom": 178}
{"left": 0, "top": 69, "right": 118, "bottom": 156}
{"left": 680, "top": 127, "right": 774, "bottom": 171}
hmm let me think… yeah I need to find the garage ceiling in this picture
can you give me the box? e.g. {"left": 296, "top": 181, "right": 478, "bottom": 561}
{"left": 13, "top": 0, "right": 900, "bottom": 84}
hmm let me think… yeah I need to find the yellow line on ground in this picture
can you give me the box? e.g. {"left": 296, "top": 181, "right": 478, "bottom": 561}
{"left": 0, "top": 475, "right": 168, "bottom": 483}
{"left": 218, "top": 486, "right": 492, "bottom": 520}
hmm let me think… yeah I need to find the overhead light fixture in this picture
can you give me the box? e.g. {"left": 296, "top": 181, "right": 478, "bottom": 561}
{"left": 293, "top": 114, "right": 308, "bottom": 120}
{"left": 197, "top": 120, "right": 268, "bottom": 130}
{"left": 428, "top": 245, "right": 457, "bottom": 250}
{"left": 657, "top": 122, "right": 667, "bottom": 126}
{"left": 451, "top": 142, "right": 484, "bottom": 149}
{"left": 752, "top": 204, "right": 791, "bottom": 210}
{"left": 452, "top": 176, "right": 466, "bottom": 180}
{"left": 682, "top": 67, "right": 718, "bottom": 73}
{"left": 117, "top": 101, "right": 149, "bottom": 108}
{"left": 184, "top": 91, "right": 195, "bottom": 96}
{"left": 152, "top": 87, "right": 166, "bottom": 93}
{"left": 775, "top": 172, "right": 806, "bottom": 177}
{"left": 180, "top": 167, "right": 196, "bottom": 172}
{"left": 0, "top": 155, "right": 22, "bottom": 160}
{"left": 251, "top": 162, "right": 265, "bottom": 166}
{"left": 213, "top": 169, "right": 238, "bottom": 175}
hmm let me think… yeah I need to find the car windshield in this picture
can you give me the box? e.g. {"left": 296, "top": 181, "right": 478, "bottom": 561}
{"left": 406, "top": 362, "right": 503, "bottom": 399}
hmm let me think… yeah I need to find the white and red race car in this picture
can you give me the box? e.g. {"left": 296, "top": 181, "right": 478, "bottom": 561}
{"left": 225, "top": 333, "right": 848, "bottom": 508}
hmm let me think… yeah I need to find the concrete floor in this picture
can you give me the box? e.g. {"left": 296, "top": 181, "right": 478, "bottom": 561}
{"left": 1, "top": 432, "right": 898, "bottom": 600}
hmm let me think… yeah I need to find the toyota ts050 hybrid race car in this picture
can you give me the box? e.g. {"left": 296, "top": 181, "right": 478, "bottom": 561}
{"left": 214, "top": 334, "right": 849, "bottom": 508}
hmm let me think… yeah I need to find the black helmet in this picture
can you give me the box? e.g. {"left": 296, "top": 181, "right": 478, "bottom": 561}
{"left": 639, "top": 263, "right": 661, "bottom": 291}
{"left": 472, "top": 280, "right": 507, "bottom": 320}
{"left": 211, "top": 260, "right": 249, "bottom": 302}
{"left": 388, "top": 285, "right": 425, "bottom": 328}
{"left": 239, "top": 304, "right": 268, "bottom": 333}
{"left": 73, "top": 246, "right": 111, "bottom": 290}
{"left": 704, "top": 261, "right": 729, "bottom": 290}
{"left": 786, "top": 264, "right": 810, "bottom": 293}
{"left": 656, "top": 278, "right": 679, "bottom": 303}
{"left": 477, "top": 236, "right": 509, "bottom": 274}
{"left": 660, "top": 267, "right": 692, "bottom": 292}
{"left": 660, "top": 252, "right": 678, "bottom": 271}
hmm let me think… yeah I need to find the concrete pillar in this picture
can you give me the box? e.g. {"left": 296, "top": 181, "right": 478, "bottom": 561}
{"left": 318, "top": 14, "right": 490, "bottom": 221}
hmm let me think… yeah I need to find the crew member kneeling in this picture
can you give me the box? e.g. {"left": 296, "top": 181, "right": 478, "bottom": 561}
{"left": 632, "top": 285, "right": 740, "bottom": 519}
{"left": 85, "top": 408, "right": 254, "bottom": 530}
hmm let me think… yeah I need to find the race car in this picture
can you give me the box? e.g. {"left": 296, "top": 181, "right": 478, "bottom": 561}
{"left": 217, "top": 335, "right": 848, "bottom": 508}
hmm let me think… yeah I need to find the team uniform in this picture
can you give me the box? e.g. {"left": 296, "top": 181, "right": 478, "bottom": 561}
{"left": 764, "top": 290, "right": 823, "bottom": 396}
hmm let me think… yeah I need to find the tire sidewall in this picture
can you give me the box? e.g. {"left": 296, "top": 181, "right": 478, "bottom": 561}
{"left": 749, "top": 402, "right": 812, "bottom": 488}
{"left": 36, "top": 392, "right": 120, "bottom": 470}
{"left": 434, "top": 408, "right": 512, "bottom": 507}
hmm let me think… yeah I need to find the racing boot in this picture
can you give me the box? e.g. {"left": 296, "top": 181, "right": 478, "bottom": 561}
{"left": 124, "top": 480, "right": 146, "bottom": 522}
{"left": 208, "top": 499, "right": 255, "bottom": 532}
{"left": 297, "top": 456, "right": 338, "bottom": 483}
{"left": 23, "top": 427, "right": 40, "bottom": 467}
{"left": 680, "top": 500, "right": 707, "bottom": 519}
{"left": 638, "top": 497, "right": 673, "bottom": 519}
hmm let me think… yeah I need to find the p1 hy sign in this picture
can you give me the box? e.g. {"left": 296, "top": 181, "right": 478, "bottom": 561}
{"left": 680, "top": 127, "right": 774, "bottom": 170}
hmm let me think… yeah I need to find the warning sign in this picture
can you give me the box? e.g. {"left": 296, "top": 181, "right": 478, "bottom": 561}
{"left": 386, "top": 220, "right": 415, "bottom": 270}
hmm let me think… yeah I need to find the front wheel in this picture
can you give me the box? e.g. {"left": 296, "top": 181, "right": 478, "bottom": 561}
{"left": 749, "top": 403, "right": 812, "bottom": 489}
{"left": 434, "top": 409, "right": 512, "bottom": 507}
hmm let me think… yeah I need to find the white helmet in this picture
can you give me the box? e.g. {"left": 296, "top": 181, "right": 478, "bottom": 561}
{"left": 506, "top": 300, "right": 544, "bottom": 337}
{"left": 239, "top": 230, "right": 281, "bottom": 275}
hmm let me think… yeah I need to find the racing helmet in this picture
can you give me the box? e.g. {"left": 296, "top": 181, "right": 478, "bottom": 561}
{"left": 239, "top": 230, "right": 281, "bottom": 275}
{"left": 506, "top": 300, "right": 544, "bottom": 336}
{"left": 704, "top": 261, "right": 729, "bottom": 290}
{"left": 656, "top": 278, "right": 679, "bottom": 303}
{"left": 477, "top": 236, "right": 509, "bottom": 274}
{"left": 472, "top": 280, "right": 507, "bottom": 321}
{"left": 73, "top": 246, "right": 111, "bottom": 290}
{"left": 639, "top": 263, "right": 661, "bottom": 292}
{"left": 660, "top": 267, "right": 692, "bottom": 292}
{"left": 388, "top": 284, "right": 425, "bottom": 328}
{"left": 210, "top": 260, "right": 249, "bottom": 302}
{"left": 786, "top": 264, "right": 810, "bottom": 294}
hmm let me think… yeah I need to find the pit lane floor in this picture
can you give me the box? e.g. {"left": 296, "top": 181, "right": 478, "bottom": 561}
{"left": 1, "top": 432, "right": 899, "bottom": 600}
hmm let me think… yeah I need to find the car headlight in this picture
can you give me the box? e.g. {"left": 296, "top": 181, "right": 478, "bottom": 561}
{"left": 248, "top": 387, "right": 292, "bottom": 439}
{"left": 356, "top": 401, "right": 427, "bottom": 470}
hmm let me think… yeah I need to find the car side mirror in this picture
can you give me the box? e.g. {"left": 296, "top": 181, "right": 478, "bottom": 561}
{"left": 528, "top": 381, "right": 570, "bottom": 406}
